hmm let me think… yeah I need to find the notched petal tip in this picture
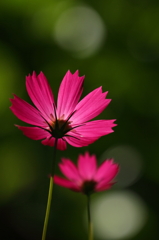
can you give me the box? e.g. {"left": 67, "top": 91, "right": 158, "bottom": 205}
{"left": 38, "top": 71, "right": 46, "bottom": 78}
{"left": 65, "top": 69, "right": 85, "bottom": 79}
{"left": 97, "top": 87, "right": 108, "bottom": 95}
{"left": 83, "top": 151, "right": 96, "bottom": 159}
{"left": 9, "top": 94, "right": 18, "bottom": 108}
{"left": 84, "top": 151, "right": 91, "bottom": 157}
{"left": 109, "top": 119, "right": 117, "bottom": 128}
{"left": 75, "top": 69, "right": 79, "bottom": 75}
{"left": 26, "top": 71, "right": 36, "bottom": 78}
{"left": 26, "top": 71, "right": 40, "bottom": 82}
{"left": 32, "top": 71, "right": 37, "bottom": 77}
{"left": 73, "top": 69, "right": 85, "bottom": 78}
{"left": 10, "top": 93, "right": 16, "bottom": 99}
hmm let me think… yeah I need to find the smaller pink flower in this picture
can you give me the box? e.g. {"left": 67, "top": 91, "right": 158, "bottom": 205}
{"left": 54, "top": 152, "right": 119, "bottom": 195}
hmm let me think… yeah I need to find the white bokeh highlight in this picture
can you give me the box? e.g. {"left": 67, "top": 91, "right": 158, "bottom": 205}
{"left": 100, "top": 145, "right": 143, "bottom": 187}
{"left": 53, "top": 5, "right": 106, "bottom": 58}
{"left": 92, "top": 190, "right": 148, "bottom": 239}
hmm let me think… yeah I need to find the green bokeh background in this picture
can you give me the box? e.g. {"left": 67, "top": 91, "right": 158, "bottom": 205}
{"left": 0, "top": 0, "right": 159, "bottom": 239}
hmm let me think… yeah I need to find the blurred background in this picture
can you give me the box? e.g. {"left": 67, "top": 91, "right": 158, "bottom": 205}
{"left": 0, "top": 0, "right": 159, "bottom": 239}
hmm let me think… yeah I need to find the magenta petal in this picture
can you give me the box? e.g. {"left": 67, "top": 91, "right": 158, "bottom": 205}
{"left": 95, "top": 182, "right": 114, "bottom": 192}
{"left": 57, "top": 70, "right": 84, "bottom": 119}
{"left": 41, "top": 138, "right": 67, "bottom": 150}
{"left": 54, "top": 176, "right": 80, "bottom": 192}
{"left": 65, "top": 120, "right": 116, "bottom": 147}
{"left": 77, "top": 152, "right": 97, "bottom": 180}
{"left": 95, "top": 159, "right": 119, "bottom": 182}
{"left": 56, "top": 139, "right": 67, "bottom": 150}
{"left": 64, "top": 135, "right": 98, "bottom": 147}
{"left": 75, "top": 120, "right": 117, "bottom": 138}
{"left": 26, "top": 72, "right": 54, "bottom": 120}
{"left": 71, "top": 87, "right": 111, "bottom": 123}
{"left": 16, "top": 126, "right": 49, "bottom": 140}
{"left": 59, "top": 158, "right": 81, "bottom": 182}
{"left": 41, "top": 137, "right": 55, "bottom": 147}
{"left": 10, "top": 95, "right": 43, "bottom": 125}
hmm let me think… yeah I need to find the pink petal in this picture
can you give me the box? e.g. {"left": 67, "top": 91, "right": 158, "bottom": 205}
{"left": 42, "top": 137, "right": 55, "bottom": 147}
{"left": 64, "top": 135, "right": 98, "bottom": 148}
{"left": 10, "top": 95, "right": 43, "bottom": 126}
{"left": 56, "top": 139, "right": 67, "bottom": 150}
{"left": 64, "top": 120, "right": 116, "bottom": 147}
{"left": 54, "top": 176, "right": 80, "bottom": 192}
{"left": 59, "top": 158, "right": 81, "bottom": 182}
{"left": 17, "top": 126, "right": 67, "bottom": 150}
{"left": 95, "top": 159, "right": 119, "bottom": 183}
{"left": 64, "top": 119, "right": 116, "bottom": 147}
{"left": 57, "top": 70, "right": 84, "bottom": 119}
{"left": 77, "top": 152, "right": 97, "bottom": 180}
{"left": 74, "top": 120, "right": 117, "bottom": 137}
{"left": 71, "top": 87, "right": 111, "bottom": 123}
{"left": 41, "top": 138, "right": 67, "bottom": 150}
{"left": 16, "top": 126, "right": 49, "bottom": 140}
{"left": 26, "top": 72, "right": 54, "bottom": 121}
{"left": 95, "top": 182, "right": 114, "bottom": 192}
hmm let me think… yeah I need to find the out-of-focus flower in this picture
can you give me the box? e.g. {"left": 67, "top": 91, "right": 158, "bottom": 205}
{"left": 54, "top": 152, "right": 119, "bottom": 194}
{"left": 10, "top": 70, "right": 116, "bottom": 150}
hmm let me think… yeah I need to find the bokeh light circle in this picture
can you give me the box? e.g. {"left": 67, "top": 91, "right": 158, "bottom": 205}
{"left": 92, "top": 190, "right": 148, "bottom": 239}
{"left": 100, "top": 145, "right": 143, "bottom": 187}
{"left": 53, "top": 5, "right": 106, "bottom": 58}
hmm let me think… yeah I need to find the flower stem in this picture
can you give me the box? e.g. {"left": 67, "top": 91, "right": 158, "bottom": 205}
{"left": 87, "top": 195, "right": 93, "bottom": 240}
{"left": 42, "top": 138, "right": 58, "bottom": 240}
{"left": 42, "top": 177, "right": 54, "bottom": 240}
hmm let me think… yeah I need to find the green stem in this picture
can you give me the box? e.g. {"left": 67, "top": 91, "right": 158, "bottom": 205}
{"left": 87, "top": 195, "right": 93, "bottom": 240}
{"left": 42, "top": 177, "right": 54, "bottom": 240}
{"left": 42, "top": 138, "right": 58, "bottom": 240}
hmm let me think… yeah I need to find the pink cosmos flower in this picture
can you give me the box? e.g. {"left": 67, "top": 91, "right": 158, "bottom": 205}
{"left": 10, "top": 70, "right": 116, "bottom": 150}
{"left": 54, "top": 152, "right": 119, "bottom": 194}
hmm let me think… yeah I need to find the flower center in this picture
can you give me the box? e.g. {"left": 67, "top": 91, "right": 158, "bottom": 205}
{"left": 49, "top": 118, "right": 72, "bottom": 138}
{"left": 39, "top": 108, "right": 81, "bottom": 140}
{"left": 81, "top": 180, "right": 97, "bottom": 195}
